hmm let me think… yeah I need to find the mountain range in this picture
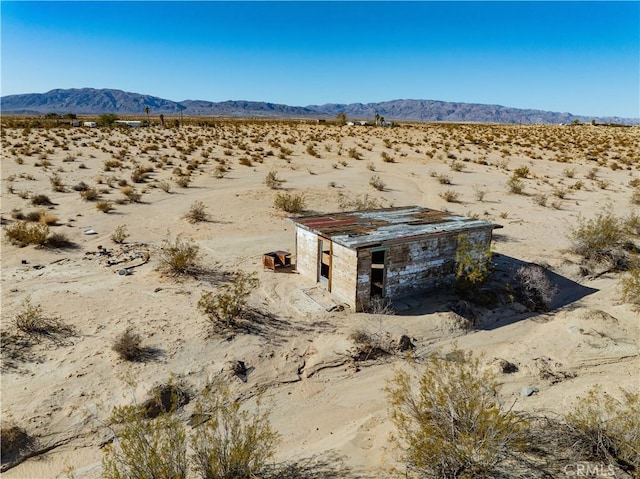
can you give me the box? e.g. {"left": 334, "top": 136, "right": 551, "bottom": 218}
{"left": 1, "top": 88, "right": 637, "bottom": 125}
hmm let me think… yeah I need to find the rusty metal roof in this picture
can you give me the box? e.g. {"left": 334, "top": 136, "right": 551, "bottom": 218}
{"left": 291, "top": 206, "right": 496, "bottom": 249}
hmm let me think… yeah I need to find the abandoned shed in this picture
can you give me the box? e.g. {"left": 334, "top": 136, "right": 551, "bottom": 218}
{"left": 290, "top": 206, "right": 497, "bottom": 311}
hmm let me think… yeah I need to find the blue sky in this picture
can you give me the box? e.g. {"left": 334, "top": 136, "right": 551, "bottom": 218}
{"left": 2, "top": 1, "right": 639, "bottom": 117}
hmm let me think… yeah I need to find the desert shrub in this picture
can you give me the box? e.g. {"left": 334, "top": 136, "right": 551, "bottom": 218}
{"left": 455, "top": 234, "right": 493, "bottom": 298}
{"left": 4, "top": 221, "right": 49, "bottom": 247}
{"left": 103, "top": 403, "right": 187, "bottom": 479}
{"left": 338, "top": 193, "right": 383, "bottom": 211}
{"left": 158, "top": 180, "right": 171, "bottom": 193}
{"left": 14, "top": 296, "right": 72, "bottom": 340}
{"left": 569, "top": 210, "right": 633, "bottom": 268}
{"left": 38, "top": 210, "right": 58, "bottom": 225}
{"left": 184, "top": 200, "right": 208, "bottom": 223}
{"left": 175, "top": 176, "right": 191, "bottom": 188}
{"left": 348, "top": 147, "right": 361, "bottom": 160}
{"left": 349, "top": 327, "right": 393, "bottom": 361}
{"left": 367, "top": 296, "right": 395, "bottom": 315}
{"left": 30, "top": 194, "right": 53, "bottom": 206}
{"left": 112, "top": 328, "right": 144, "bottom": 361}
{"left": 1, "top": 424, "right": 35, "bottom": 464}
{"left": 438, "top": 189, "right": 460, "bottom": 202}
{"left": 213, "top": 165, "right": 227, "bottom": 179}
{"left": 158, "top": 234, "right": 200, "bottom": 276}
{"left": 131, "top": 166, "right": 151, "bottom": 183}
{"left": 450, "top": 160, "right": 465, "bottom": 172}
{"left": 111, "top": 225, "right": 129, "bottom": 244}
{"left": 586, "top": 167, "right": 599, "bottom": 180}
{"left": 436, "top": 173, "right": 451, "bottom": 185}
{"left": 507, "top": 176, "right": 525, "bottom": 195}
{"left": 562, "top": 167, "right": 576, "bottom": 178}
{"left": 533, "top": 193, "right": 547, "bottom": 207}
{"left": 120, "top": 186, "right": 142, "bottom": 203}
{"left": 386, "top": 350, "right": 529, "bottom": 478}
{"left": 273, "top": 192, "right": 305, "bottom": 213}
{"left": 238, "top": 157, "right": 252, "bottom": 167}
{"left": 71, "top": 181, "right": 89, "bottom": 191}
{"left": 620, "top": 266, "right": 640, "bottom": 310}
{"left": 513, "top": 264, "right": 558, "bottom": 311}
{"left": 80, "top": 187, "right": 100, "bottom": 201}
{"left": 552, "top": 186, "right": 567, "bottom": 199}
{"left": 45, "top": 231, "right": 74, "bottom": 249}
{"left": 198, "top": 271, "right": 259, "bottom": 329}
{"left": 191, "top": 383, "right": 279, "bottom": 479}
{"left": 564, "top": 386, "right": 640, "bottom": 475}
{"left": 49, "top": 173, "right": 65, "bottom": 192}
{"left": 381, "top": 151, "right": 395, "bottom": 163}
{"left": 369, "top": 175, "right": 385, "bottom": 191}
{"left": 96, "top": 200, "right": 114, "bottom": 213}
{"left": 631, "top": 188, "right": 640, "bottom": 205}
{"left": 305, "top": 143, "right": 319, "bottom": 157}
{"left": 264, "top": 170, "right": 281, "bottom": 189}
{"left": 512, "top": 165, "right": 530, "bottom": 178}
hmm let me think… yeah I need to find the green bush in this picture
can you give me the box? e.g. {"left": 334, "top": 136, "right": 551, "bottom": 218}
{"left": 191, "top": 383, "right": 279, "bottom": 479}
{"left": 455, "top": 233, "right": 493, "bottom": 297}
{"left": 386, "top": 350, "right": 528, "bottom": 478}
{"left": 103, "top": 404, "right": 187, "bottom": 479}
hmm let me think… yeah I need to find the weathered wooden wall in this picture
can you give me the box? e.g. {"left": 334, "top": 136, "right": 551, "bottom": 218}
{"left": 355, "top": 227, "right": 493, "bottom": 310}
{"left": 295, "top": 227, "right": 317, "bottom": 280}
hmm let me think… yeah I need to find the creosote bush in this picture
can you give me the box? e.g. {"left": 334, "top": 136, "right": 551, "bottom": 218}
{"left": 386, "top": 350, "right": 529, "bottom": 478}
{"left": 198, "top": 271, "right": 259, "bottom": 330}
{"left": 570, "top": 209, "right": 637, "bottom": 270}
{"left": 191, "top": 383, "right": 280, "bottom": 479}
{"left": 564, "top": 386, "right": 640, "bottom": 475}
{"left": 111, "top": 224, "right": 129, "bottom": 244}
{"left": 103, "top": 403, "right": 187, "bottom": 479}
{"left": 184, "top": 200, "right": 208, "bottom": 223}
{"left": 4, "top": 221, "right": 49, "bottom": 247}
{"left": 13, "top": 296, "right": 73, "bottom": 340}
{"left": 158, "top": 234, "right": 200, "bottom": 276}
{"left": 273, "top": 192, "right": 305, "bottom": 213}
{"left": 103, "top": 383, "right": 279, "bottom": 479}
{"left": 455, "top": 233, "right": 493, "bottom": 298}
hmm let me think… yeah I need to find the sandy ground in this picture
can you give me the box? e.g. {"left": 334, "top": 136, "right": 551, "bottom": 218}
{"left": 1, "top": 121, "right": 639, "bottom": 478}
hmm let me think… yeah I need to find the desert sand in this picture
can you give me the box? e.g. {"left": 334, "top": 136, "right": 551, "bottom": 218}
{"left": 1, "top": 119, "right": 639, "bottom": 478}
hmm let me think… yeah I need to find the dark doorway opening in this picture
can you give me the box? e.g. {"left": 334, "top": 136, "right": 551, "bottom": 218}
{"left": 370, "top": 249, "right": 386, "bottom": 297}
